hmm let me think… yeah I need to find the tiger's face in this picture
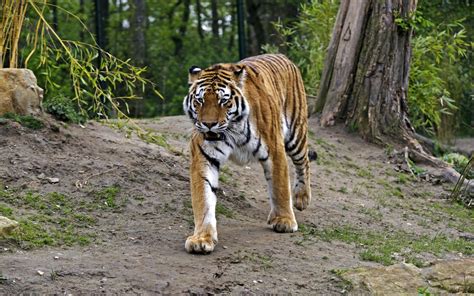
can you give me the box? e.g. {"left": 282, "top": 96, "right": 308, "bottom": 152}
{"left": 183, "top": 64, "right": 248, "bottom": 141}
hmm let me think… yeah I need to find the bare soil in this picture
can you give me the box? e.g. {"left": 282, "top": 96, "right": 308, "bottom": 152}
{"left": 0, "top": 115, "right": 472, "bottom": 294}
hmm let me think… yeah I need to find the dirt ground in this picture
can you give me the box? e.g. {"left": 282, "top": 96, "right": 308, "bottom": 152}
{"left": 0, "top": 115, "right": 472, "bottom": 294}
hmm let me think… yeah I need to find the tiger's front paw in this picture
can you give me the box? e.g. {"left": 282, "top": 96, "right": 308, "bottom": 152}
{"left": 267, "top": 212, "right": 298, "bottom": 233}
{"left": 185, "top": 233, "right": 217, "bottom": 254}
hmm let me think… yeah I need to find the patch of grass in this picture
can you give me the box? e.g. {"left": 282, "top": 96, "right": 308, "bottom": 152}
{"left": 315, "top": 137, "right": 336, "bottom": 149}
{"left": 0, "top": 188, "right": 101, "bottom": 249}
{"left": 358, "top": 207, "right": 383, "bottom": 221}
{"left": 396, "top": 173, "right": 413, "bottom": 184}
{"left": 94, "top": 185, "right": 122, "bottom": 209}
{"left": 430, "top": 201, "right": 474, "bottom": 233}
{"left": 357, "top": 168, "right": 374, "bottom": 179}
{"left": 297, "top": 224, "right": 473, "bottom": 266}
{"left": 376, "top": 178, "right": 393, "bottom": 190}
{"left": 219, "top": 165, "right": 232, "bottom": 184}
{"left": 384, "top": 144, "right": 394, "bottom": 156}
{"left": 238, "top": 251, "right": 273, "bottom": 270}
{"left": 345, "top": 161, "right": 360, "bottom": 170}
{"left": 388, "top": 186, "right": 404, "bottom": 198}
{"left": 0, "top": 204, "right": 13, "bottom": 217}
{"left": 1, "top": 112, "right": 44, "bottom": 129}
{"left": 106, "top": 120, "right": 169, "bottom": 149}
{"left": 338, "top": 186, "right": 348, "bottom": 194}
{"left": 216, "top": 203, "right": 234, "bottom": 218}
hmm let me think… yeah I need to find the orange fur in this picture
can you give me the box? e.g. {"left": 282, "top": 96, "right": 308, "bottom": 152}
{"left": 183, "top": 54, "right": 311, "bottom": 253}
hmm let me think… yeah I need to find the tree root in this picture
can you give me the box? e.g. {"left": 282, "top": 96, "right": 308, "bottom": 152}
{"left": 401, "top": 144, "right": 474, "bottom": 196}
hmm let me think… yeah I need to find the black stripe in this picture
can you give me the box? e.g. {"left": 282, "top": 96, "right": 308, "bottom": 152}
{"left": 203, "top": 178, "right": 217, "bottom": 193}
{"left": 259, "top": 155, "right": 269, "bottom": 162}
{"left": 252, "top": 137, "right": 261, "bottom": 156}
{"left": 292, "top": 154, "right": 306, "bottom": 163}
{"left": 215, "top": 147, "right": 224, "bottom": 155}
{"left": 289, "top": 142, "right": 305, "bottom": 158}
{"left": 198, "top": 145, "right": 220, "bottom": 170}
{"left": 240, "top": 98, "right": 246, "bottom": 113}
{"left": 224, "top": 138, "right": 234, "bottom": 149}
{"left": 241, "top": 119, "right": 251, "bottom": 146}
{"left": 233, "top": 115, "right": 244, "bottom": 122}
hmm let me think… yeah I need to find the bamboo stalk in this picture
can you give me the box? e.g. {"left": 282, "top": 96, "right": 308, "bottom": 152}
{"left": 0, "top": 0, "right": 28, "bottom": 68}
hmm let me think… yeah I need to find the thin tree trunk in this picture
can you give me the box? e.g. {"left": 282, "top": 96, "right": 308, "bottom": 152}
{"left": 317, "top": 0, "right": 418, "bottom": 146}
{"left": 131, "top": 0, "right": 147, "bottom": 117}
{"left": 245, "top": 0, "right": 265, "bottom": 55}
{"left": 211, "top": 0, "right": 219, "bottom": 39}
{"left": 195, "top": 0, "right": 204, "bottom": 40}
{"left": 171, "top": 0, "right": 190, "bottom": 56}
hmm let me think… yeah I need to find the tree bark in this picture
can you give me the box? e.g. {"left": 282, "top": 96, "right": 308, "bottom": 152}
{"left": 211, "top": 0, "right": 219, "bottom": 39}
{"left": 317, "top": 0, "right": 418, "bottom": 146}
{"left": 130, "top": 0, "right": 147, "bottom": 117}
{"left": 195, "top": 0, "right": 204, "bottom": 40}
{"left": 171, "top": 0, "right": 190, "bottom": 56}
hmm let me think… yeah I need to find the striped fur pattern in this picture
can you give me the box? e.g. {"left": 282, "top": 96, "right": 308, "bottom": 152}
{"left": 183, "top": 54, "right": 311, "bottom": 254}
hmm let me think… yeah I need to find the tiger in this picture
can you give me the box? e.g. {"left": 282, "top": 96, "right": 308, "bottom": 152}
{"left": 183, "top": 54, "right": 314, "bottom": 254}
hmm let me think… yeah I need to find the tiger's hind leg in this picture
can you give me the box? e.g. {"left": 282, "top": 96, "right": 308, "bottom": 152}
{"left": 285, "top": 128, "right": 311, "bottom": 211}
{"left": 261, "top": 148, "right": 298, "bottom": 233}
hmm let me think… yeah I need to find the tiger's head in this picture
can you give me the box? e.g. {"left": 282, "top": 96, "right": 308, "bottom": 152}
{"left": 183, "top": 63, "right": 249, "bottom": 141}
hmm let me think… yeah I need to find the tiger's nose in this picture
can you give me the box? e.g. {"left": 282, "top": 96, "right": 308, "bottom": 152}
{"left": 202, "top": 121, "right": 218, "bottom": 129}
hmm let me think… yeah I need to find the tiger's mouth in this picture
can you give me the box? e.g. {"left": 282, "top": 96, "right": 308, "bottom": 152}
{"left": 203, "top": 131, "right": 223, "bottom": 141}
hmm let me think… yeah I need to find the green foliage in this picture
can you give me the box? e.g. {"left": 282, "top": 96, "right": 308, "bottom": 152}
{"left": 263, "top": 1, "right": 339, "bottom": 95}
{"left": 18, "top": 1, "right": 161, "bottom": 121}
{"left": 450, "top": 154, "right": 473, "bottom": 207}
{"left": 43, "top": 95, "right": 86, "bottom": 123}
{"left": 409, "top": 15, "right": 470, "bottom": 137}
{"left": 443, "top": 153, "right": 473, "bottom": 179}
{"left": 1, "top": 112, "right": 44, "bottom": 129}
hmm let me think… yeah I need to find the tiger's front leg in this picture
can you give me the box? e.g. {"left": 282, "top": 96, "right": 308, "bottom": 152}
{"left": 185, "top": 137, "right": 222, "bottom": 254}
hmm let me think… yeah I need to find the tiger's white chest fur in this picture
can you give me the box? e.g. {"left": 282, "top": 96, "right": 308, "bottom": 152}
{"left": 201, "top": 117, "right": 268, "bottom": 166}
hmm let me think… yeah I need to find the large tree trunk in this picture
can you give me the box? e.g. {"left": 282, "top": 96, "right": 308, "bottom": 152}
{"left": 316, "top": 0, "right": 417, "bottom": 145}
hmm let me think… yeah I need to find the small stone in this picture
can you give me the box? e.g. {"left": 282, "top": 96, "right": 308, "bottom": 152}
{"left": 37, "top": 173, "right": 46, "bottom": 179}
{"left": 257, "top": 279, "right": 263, "bottom": 283}
{"left": 252, "top": 280, "right": 257, "bottom": 284}
{"left": 53, "top": 256, "right": 59, "bottom": 260}
{"left": 37, "top": 270, "right": 44, "bottom": 276}
{"left": 222, "top": 245, "right": 228, "bottom": 249}
{"left": 47, "top": 177, "right": 59, "bottom": 184}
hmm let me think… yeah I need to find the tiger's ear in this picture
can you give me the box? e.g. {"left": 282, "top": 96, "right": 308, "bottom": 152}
{"left": 188, "top": 65, "right": 202, "bottom": 85}
{"left": 232, "top": 64, "right": 246, "bottom": 87}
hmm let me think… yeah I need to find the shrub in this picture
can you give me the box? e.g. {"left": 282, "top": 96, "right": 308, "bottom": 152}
{"left": 43, "top": 95, "right": 86, "bottom": 123}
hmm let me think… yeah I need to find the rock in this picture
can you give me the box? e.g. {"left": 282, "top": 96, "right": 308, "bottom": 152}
{"left": 0, "top": 69, "right": 43, "bottom": 116}
{"left": 339, "top": 259, "right": 474, "bottom": 294}
{"left": 340, "top": 263, "right": 424, "bottom": 294}
{"left": 0, "top": 216, "right": 19, "bottom": 236}
{"left": 423, "top": 259, "right": 474, "bottom": 293}
{"left": 47, "top": 177, "right": 60, "bottom": 184}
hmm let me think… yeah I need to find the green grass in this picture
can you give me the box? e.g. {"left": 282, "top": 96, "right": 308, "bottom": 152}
{"left": 297, "top": 224, "right": 473, "bottom": 266}
{"left": 357, "top": 168, "right": 374, "bottom": 179}
{"left": 338, "top": 186, "right": 349, "bottom": 194}
{"left": 94, "top": 186, "right": 121, "bottom": 209}
{"left": 216, "top": 203, "right": 234, "bottom": 218}
{"left": 0, "top": 204, "right": 13, "bottom": 217}
{"left": 218, "top": 165, "right": 232, "bottom": 184}
{"left": 238, "top": 251, "right": 273, "bottom": 270}
{"left": 0, "top": 186, "right": 120, "bottom": 249}
{"left": 1, "top": 113, "right": 44, "bottom": 129}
